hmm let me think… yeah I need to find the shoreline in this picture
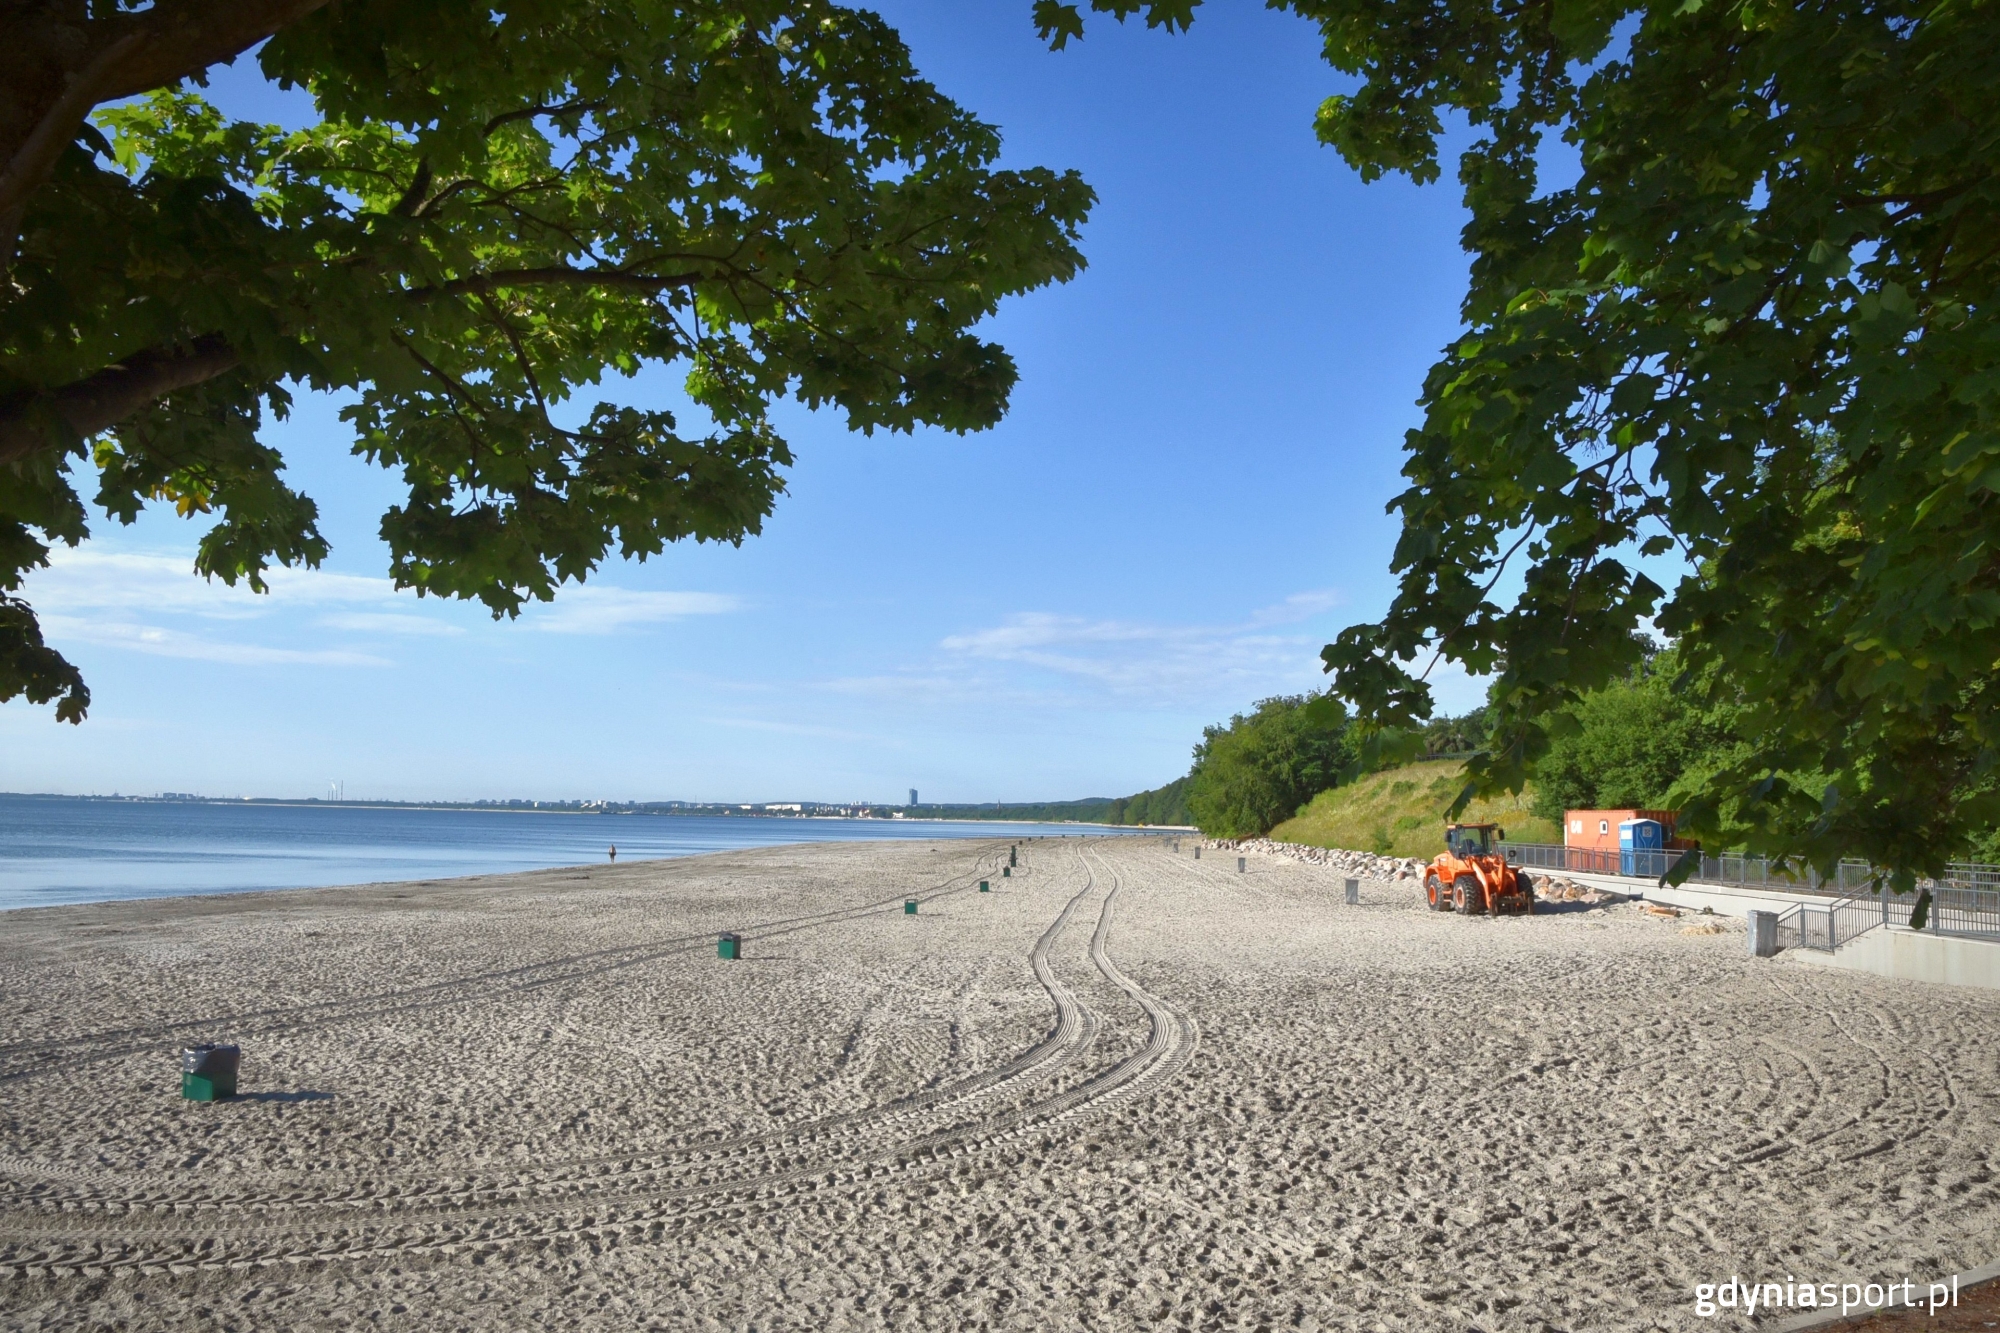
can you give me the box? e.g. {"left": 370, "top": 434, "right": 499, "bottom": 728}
{"left": 0, "top": 810, "right": 1181, "bottom": 916}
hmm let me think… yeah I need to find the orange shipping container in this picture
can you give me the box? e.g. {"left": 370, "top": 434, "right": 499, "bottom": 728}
{"left": 1563, "top": 808, "right": 1683, "bottom": 854}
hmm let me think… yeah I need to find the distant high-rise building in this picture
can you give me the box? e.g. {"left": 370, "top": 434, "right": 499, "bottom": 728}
{"left": 909, "top": 788, "right": 918, "bottom": 807}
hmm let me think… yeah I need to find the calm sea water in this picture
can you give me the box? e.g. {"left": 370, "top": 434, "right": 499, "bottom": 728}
{"left": 0, "top": 795, "right": 1138, "bottom": 912}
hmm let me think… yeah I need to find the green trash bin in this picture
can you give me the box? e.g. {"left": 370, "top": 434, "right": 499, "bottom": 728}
{"left": 181, "top": 1043, "right": 239, "bottom": 1101}
{"left": 904, "top": 899, "right": 918, "bottom": 915}
{"left": 980, "top": 880, "right": 990, "bottom": 892}
{"left": 1002, "top": 866, "right": 1010, "bottom": 878}
{"left": 718, "top": 932, "right": 743, "bottom": 960}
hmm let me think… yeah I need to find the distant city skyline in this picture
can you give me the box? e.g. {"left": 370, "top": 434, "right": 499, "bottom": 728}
{"left": 2, "top": 789, "right": 1132, "bottom": 814}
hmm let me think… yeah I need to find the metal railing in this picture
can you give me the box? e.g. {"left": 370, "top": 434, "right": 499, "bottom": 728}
{"left": 1505, "top": 842, "right": 2000, "bottom": 947}
{"left": 1882, "top": 884, "right": 2000, "bottom": 940}
{"left": 1774, "top": 896, "right": 1888, "bottom": 952}
{"left": 1503, "top": 842, "right": 2000, "bottom": 897}
{"left": 1775, "top": 888, "right": 2000, "bottom": 951}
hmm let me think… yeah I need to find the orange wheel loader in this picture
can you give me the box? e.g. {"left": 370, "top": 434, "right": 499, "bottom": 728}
{"left": 1422, "top": 823, "right": 1536, "bottom": 916}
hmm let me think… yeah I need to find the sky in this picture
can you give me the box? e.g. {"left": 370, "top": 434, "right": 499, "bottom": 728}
{"left": 0, "top": 2, "right": 1492, "bottom": 806}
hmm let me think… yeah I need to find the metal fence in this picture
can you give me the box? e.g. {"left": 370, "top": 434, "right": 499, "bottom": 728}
{"left": 1774, "top": 888, "right": 2000, "bottom": 951}
{"left": 1503, "top": 842, "right": 2000, "bottom": 897}
{"left": 1882, "top": 884, "right": 2000, "bottom": 940}
{"left": 1505, "top": 841, "right": 2000, "bottom": 948}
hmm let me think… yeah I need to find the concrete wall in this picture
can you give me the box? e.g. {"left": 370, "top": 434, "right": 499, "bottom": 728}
{"left": 1790, "top": 926, "right": 2000, "bottom": 992}
{"left": 1646, "top": 880, "right": 1847, "bottom": 919}
{"left": 1552, "top": 869, "right": 1831, "bottom": 919}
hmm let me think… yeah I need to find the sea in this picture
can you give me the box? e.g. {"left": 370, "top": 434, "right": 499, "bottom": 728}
{"left": 0, "top": 794, "right": 1148, "bottom": 912}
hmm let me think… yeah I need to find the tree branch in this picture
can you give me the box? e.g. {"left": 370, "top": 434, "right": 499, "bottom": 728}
{"left": 1838, "top": 175, "right": 1987, "bottom": 220}
{"left": 407, "top": 266, "right": 705, "bottom": 301}
{"left": 483, "top": 100, "right": 610, "bottom": 137}
{"left": 0, "top": 256, "right": 708, "bottom": 467}
{"left": 0, "top": 31, "right": 143, "bottom": 269}
{"left": 0, "top": 335, "right": 241, "bottom": 468}
{"left": 1, "top": 0, "right": 338, "bottom": 270}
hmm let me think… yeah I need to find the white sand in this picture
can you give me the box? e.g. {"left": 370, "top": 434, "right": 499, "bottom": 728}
{"left": 0, "top": 836, "right": 1995, "bottom": 1330}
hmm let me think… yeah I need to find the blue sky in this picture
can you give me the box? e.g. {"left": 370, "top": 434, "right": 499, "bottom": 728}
{"left": 0, "top": 3, "right": 1491, "bottom": 805}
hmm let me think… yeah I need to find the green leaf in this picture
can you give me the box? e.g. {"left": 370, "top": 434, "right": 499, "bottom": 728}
{"left": 1661, "top": 847, "right": 1701, "bottom": 888}
{"left": 1032, "top": 0, "right": 1086, "bottom": 48}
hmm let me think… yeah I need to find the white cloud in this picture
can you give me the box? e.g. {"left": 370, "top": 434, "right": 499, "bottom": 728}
{"left": 316, "top": 613, "right": 466, "bottom": 637}
{"left": 36, "top": 616, "right": 390, "bottom": 667}
{"left": 912, "top": 590, "right": 1348, "bottom": 708}
{"left": 20, "top": 549, "right": 734, "bottom": 660}
{"left": 941, "top": 613, "right": 1309, "bottom": 696}
{"left": 1244, "top": 589, "right": 1343, "bottom": 626}
{"left": 519, "top": 586, "right": 738, "bottom": 634}
{"left": 23, "top": 550, "right": 391, "bottom": 618}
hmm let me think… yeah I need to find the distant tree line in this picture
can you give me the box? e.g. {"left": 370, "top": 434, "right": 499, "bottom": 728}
{"left": 1101, "top": 776, "right": 1192, "bottom": 828}
{"left": 1102, "top": 692, "right": 1358, "bottom": 839}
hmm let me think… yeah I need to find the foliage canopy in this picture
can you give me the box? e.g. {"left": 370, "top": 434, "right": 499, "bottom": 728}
{"left": 1, "top": 0, "right": 1090, "bottom": 721}
{"left": 1185, "top": 692, "right": 1354, "bottom": 838}
{"left": 1043, "top": 0, "right": 2000, "bottom": 882}
{"left": 1528, "top": 656, "right": 1741, "bottom": 823}
{"left": 1105, "top": 775, "right": 1192, "bottom": 827}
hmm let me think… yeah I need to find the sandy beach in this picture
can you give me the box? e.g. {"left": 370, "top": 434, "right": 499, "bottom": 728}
{"left": 0, "top": 835, "right": 1995, "bottom": 1330}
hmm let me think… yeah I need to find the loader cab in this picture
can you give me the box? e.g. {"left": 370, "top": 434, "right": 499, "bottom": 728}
{"left": 1445, "top": 823, "right": 1504, "bottom": 857}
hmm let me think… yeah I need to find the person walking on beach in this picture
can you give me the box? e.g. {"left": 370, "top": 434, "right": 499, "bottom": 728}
{"left": 608, "top": 845, "right": 617, "bottom": 862}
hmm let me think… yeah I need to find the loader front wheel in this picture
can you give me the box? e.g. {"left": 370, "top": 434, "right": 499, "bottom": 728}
{"left": 1454, "top": 874, "right": 1485, "bottom": 915}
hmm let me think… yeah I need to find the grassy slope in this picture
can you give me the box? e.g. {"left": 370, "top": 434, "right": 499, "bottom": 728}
{"left": 1268, "top": 760, "right": 1562, "bottom": 859}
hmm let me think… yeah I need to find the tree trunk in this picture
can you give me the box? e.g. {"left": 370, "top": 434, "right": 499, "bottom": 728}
{"left": 0, "top": 0, "right": 337, "bottom": 270}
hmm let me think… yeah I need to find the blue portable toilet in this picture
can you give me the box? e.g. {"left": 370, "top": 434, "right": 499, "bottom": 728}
{"left": 1619, "top": 819, "right": 1665, "bottom": 875}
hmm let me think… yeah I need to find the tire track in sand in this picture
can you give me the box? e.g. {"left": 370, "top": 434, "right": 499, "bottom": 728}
{"left": 0, "top": 842, "right": 1197, "bottom": 1273}
{"left": 0, "top": 846, "right": 1016, "bottom": 1089}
